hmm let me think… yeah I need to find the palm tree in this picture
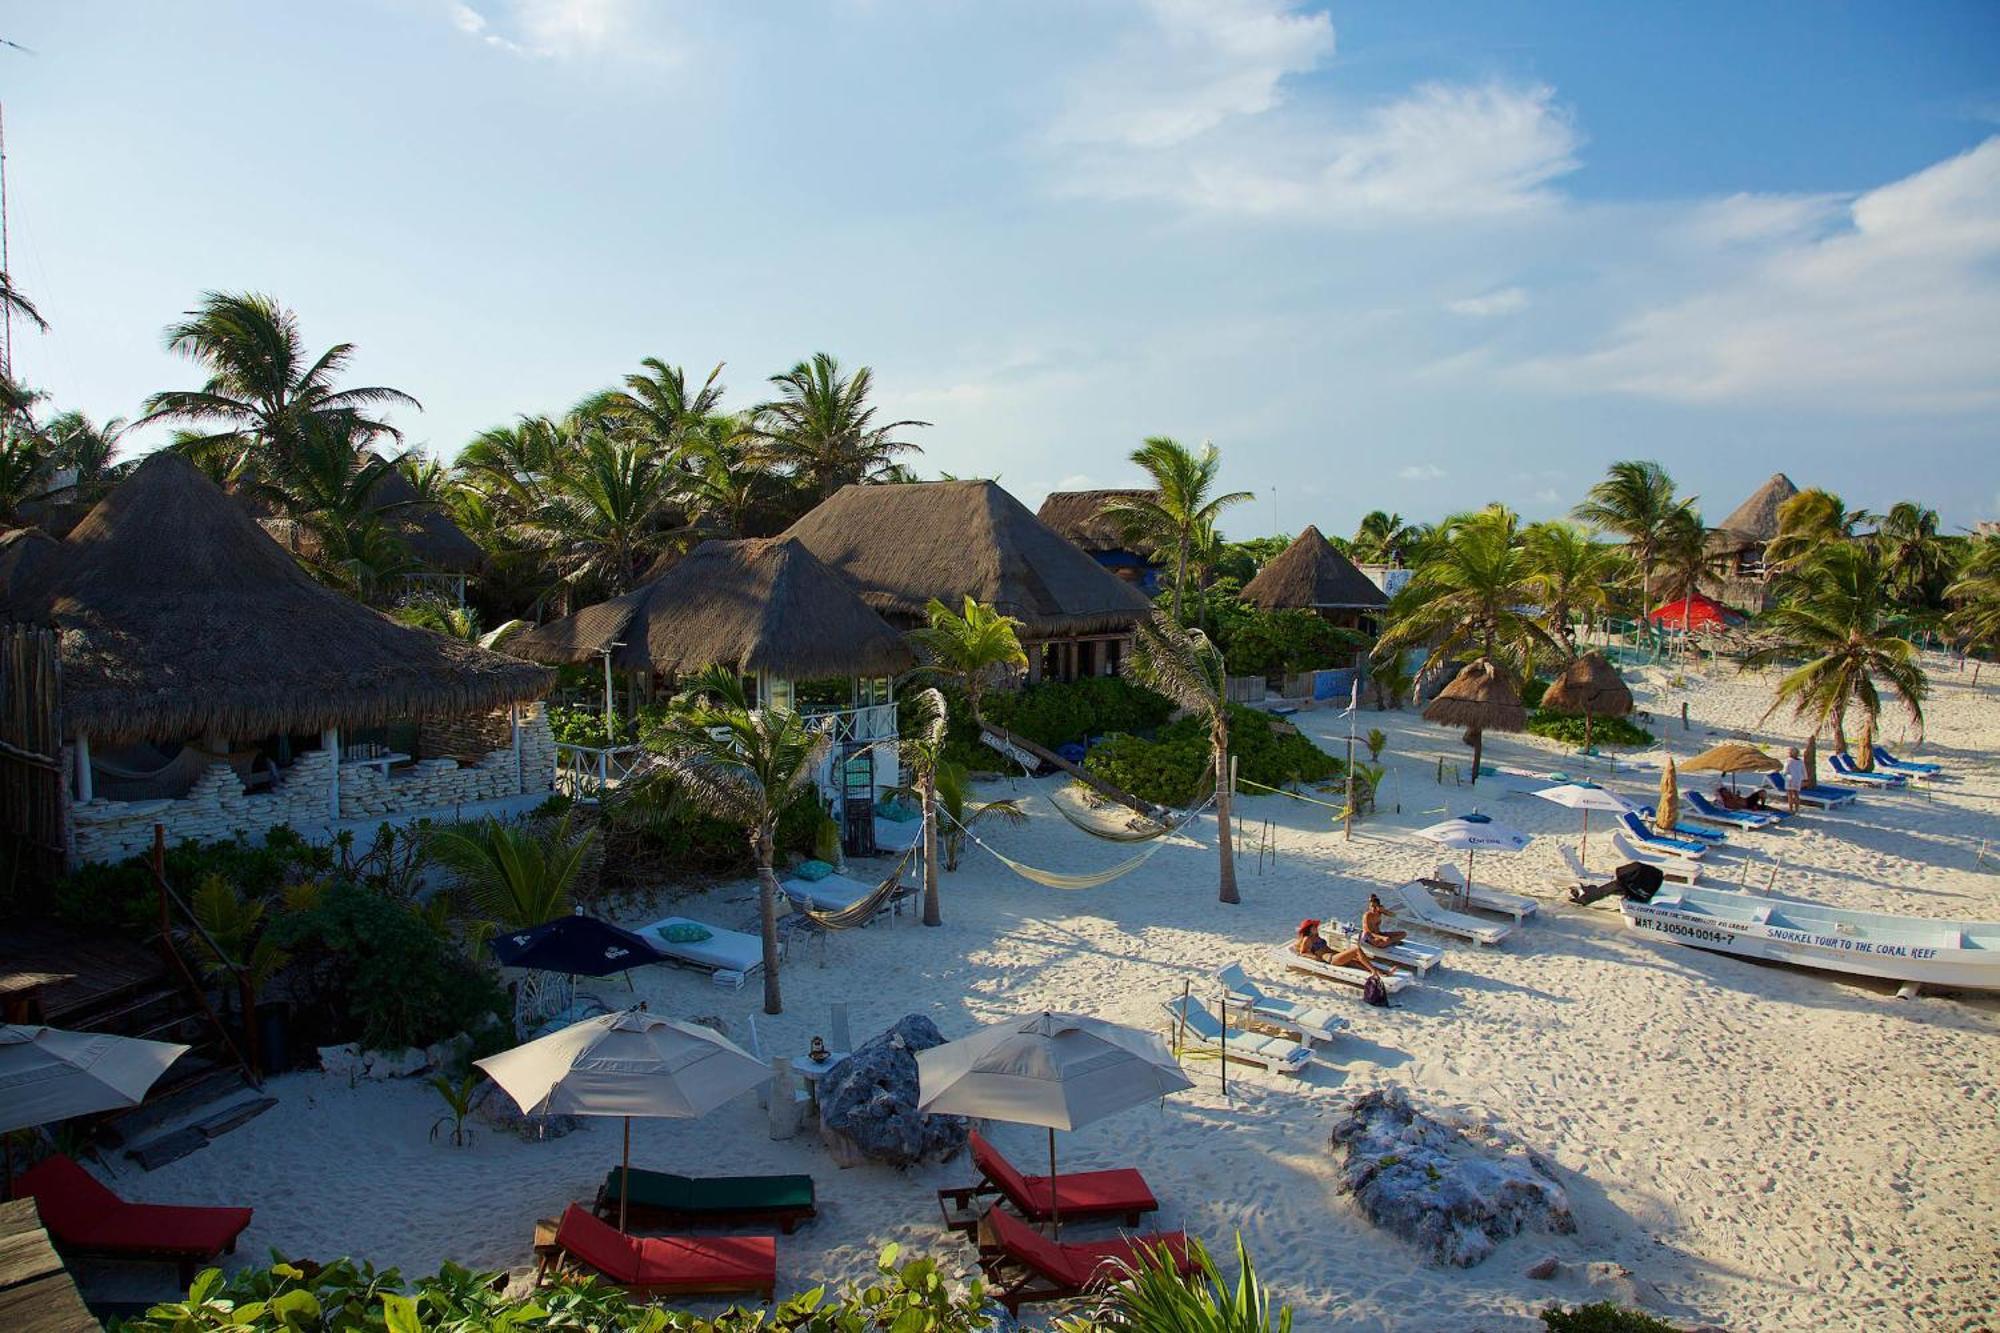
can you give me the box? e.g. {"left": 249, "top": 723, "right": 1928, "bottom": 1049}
{"left": 1375, "top": 506, "right": 1559, "bottom": 681}
{"left": 1101, "top": 438, "right": 1254, "bottom": 622}
{"left": 929, "top": 761, "right": 1026, "bottom": 872}
{"left": 429, "top": 813, "right": 597, "bottom": 929}
{"left": 907, "top": 596, "right": 1029, "bottom": 727}
{"left": 609, "top": 359, "right": 725, "bottom": 451}
{"left": 1572, "top": 460, "right": 1695, "bottom": 614}
{"left": 1872, "top": 501, "right": 1951, "bottom": 610}
{"left": 533, "top": 430, "right": 686, "bottom": 594}
{"left": 1764, "top": 488, "right": 1872, "bottom": 573}
{"left": 1946, "top": 536, "right": 2000, "bottom": 679}
{"left": 0, "top": 431, "right": 52, "bottom": 524}
{"left": 1745, "top": 542, "right": 1926, "bottom": 754}
{"left": 142, "top": 292, "right": 419, "bottom": 475}
{"left": 39, "top": 410, "right": 132, "bottom": 503}
{"left": 900, "top": 686, "right": 949, "bottom": 926}
{"left": 0, "top": 272, "right": 48, "bottom": 334}
{"left": 752, "top": 352, "right": 927, "bottom": 499}
{"left": 684, "top": 414, "right": 772, "bottom": 538}
{"left": 1523, "top": 521, "right": 1621, "bottom": 656}
{"left": 1652, "top": 508, "right": 1716, "bottom": 642}
{"left": 638, "top": 669, "right": 830, "bottom": 1014}
{"left": 1352, "top": 511, "right": 1419, "bottom": 566}
{"left": 1128, "top": 612, "right": 1238, "bottom": 904}
{"left": 257, "top": 426, "right": 418, "bottom": 601}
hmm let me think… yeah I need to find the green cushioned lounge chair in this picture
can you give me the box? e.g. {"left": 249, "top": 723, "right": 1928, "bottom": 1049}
{"left": 595, "top": 1167, "right": 818, "bottom": 1234}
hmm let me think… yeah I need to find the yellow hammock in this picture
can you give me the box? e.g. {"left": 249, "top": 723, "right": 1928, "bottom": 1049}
{"left": 942, "top": 808, "right": 1189, "bottom": 889}
{"left": 1045, "top": 783, "right": 1214, "bottom": 844}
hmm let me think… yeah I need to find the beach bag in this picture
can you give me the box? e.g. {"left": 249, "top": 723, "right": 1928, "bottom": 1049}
{"left": 1362, "top": 974, "right": 1391, "bottom": 1007}
{"left": 1615, "top": 861, "right": 1664, "bottom": 903}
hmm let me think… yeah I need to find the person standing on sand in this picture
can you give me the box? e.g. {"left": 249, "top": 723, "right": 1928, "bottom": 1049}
{"left": 1782, "top": 747, "right": 1806, "bottom": 814}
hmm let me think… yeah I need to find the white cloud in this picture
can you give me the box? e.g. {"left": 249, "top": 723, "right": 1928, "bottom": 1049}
{"left": 1398, "top": 463, "right": 1446, "bottom": 481}
{"left": 1513, "top": 138, "right": 2000, "bottom": 412}
{"left": 444, "top": 0, "right": 677, "bottom": 64}
{"left": 1448, "top": 286, "right": 1529, "bottom": 317}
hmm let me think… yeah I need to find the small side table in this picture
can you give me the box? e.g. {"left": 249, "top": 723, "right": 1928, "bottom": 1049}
{"left": 532, "top": 1215, "right": 561, "bottom": 1281}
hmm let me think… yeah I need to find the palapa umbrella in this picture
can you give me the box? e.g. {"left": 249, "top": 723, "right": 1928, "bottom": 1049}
{"left": 1655, "top": 760, "right": 1681, "bottom": 836}
{"left": 1679, "top": 742, "right": 1778, "bottom": 792}
{"left": 1422, "top": 659, "right": 1526, "bottom": 787}
{"left": 1415, "top": 813, "right": 1532, "bottom": 905}
{"left": 476, "top": 1009, "right": 769, "bottom": 1230}
{"left": 1540, "top": 652, "right": 1633, "bottom": 754}
{"left": 916, "top": 1011, "right": 1193, "bottom": 1237}
{"left": 1, "top": 1024, "right": 188, "bottom": 1190}
{"left": 1532, "top": 781, "right": 1632, "bottom": 862}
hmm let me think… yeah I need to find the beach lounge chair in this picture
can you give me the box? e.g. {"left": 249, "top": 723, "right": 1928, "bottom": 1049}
{"left": 936, "top": 1130, "right": 1159, "bottom": 1234}
{"left": 1429, "top": 864, "right": 1538, "bottom": 922}
{"left": 1763, "top": 772, "right": 1859, "bottom": 809}
{"left": 1633, "top": 807, "right": 1728, "bottom": 843}
{"left": 1684, "top": 791, "right": 1781, "bottom": 830}
{"left": 1828, "top": 753, "right": 1909, "bottom": 788}
{"left": 780, "top": 870, "right": 889, "bottom": 916}
{"left": 1873, "top": 746, "right": 1941, "bottom": 776}
{"left": 1331, "top": 918, "right": 1444, "bottom": 973}
{"left": 15, "top": 1154, "right": 253, "bottom": 1284}
{"left": 635, "top": 916, "right": 773, "bottom": 983}
{"left": 976, "top": 1202, "right": 1198, "bottom": 1316}
{"left": 1617, "top": 812, "right": 1709, "bottom": 859}
{"left": 1163, "top": 995, "right": 1311, "bottom": 1075}
{"left": 594, "top": 1168, "right": 817, "bottom": 1234}
{"left": 1601, "top": 835, "right": 1702, "bottom": 884}
{"left": 1272, "top": 943, "right": 1415, "bottom": 994}
{"left": 540, "top": 1203, "right": 776, "bottom": 1301}
{"left": 1390, "top": 881, "right": 1513, "bottom": 945}
{"left": 1215, "top": 963, "right": 1347, "bottom": 1044}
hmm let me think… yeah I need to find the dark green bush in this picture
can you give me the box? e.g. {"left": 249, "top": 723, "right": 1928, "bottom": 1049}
{"left": 1526, "top": 710, "right": 1655, "bottom": 747}
{"left": 547, "top": 701, "right": 636, "bottom": 747}
{"left": 1087, "top": 706, "right": 1342, "bottom": 804}
{"left": 51, "top": 829, "right": 335, "bottom": 937}
{"left": 1214, "top": 605, "right": 1367, "bottom": 678}
{"left": 987, "top": 676, "right": 1176, "bottom": 749}
{"left": 1540, "top": 1301, "right": 1681, "bottom": 1333}
{"left": 1520, "top": 676, "right": 1551, "bottom": 709}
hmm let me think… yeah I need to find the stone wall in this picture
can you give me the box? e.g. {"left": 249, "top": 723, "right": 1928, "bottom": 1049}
{"left": 69, "top": 703, "right": 556, "bottom": 865}
{"left": 418, "top": 706, "right": 519, "bottom": 761}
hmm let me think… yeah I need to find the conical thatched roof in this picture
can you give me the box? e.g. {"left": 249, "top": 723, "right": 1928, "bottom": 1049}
{"left": 509, "top": 537, "right": 914, "bottom": 680}
{"left": 0, "top": 527, "right": 61, "bottom": 619}
{"left": 1713, "top": 474, "right": 1798, "bottom": 545}
{"left": 1238, "top": 526, "right": 1388, "bottom": 612}
{"left": 1422, "top": 659, "right": 1526, "bottom": 732}
{"left": 24, "top": 454, "right": 550, "bottom": 745}
{"left": 1035, "top": 489, "right": 1160, "bottom": 555}
{"left": 1540, "top": 651, "right": 1633, "bottom": 718}
{"left": 784, "top": 480, "right": 1154, "bottom": 635}
{"left": 1680, "top": 742, "right": 1778, "bottom": 775}
{"left": 366, "top": 467, "right": 484, "bottom": 574}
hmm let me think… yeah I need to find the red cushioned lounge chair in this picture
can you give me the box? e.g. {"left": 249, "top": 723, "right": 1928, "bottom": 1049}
{"left": 936, "top": 1130, "right": 1159, "bottom": 1234}
{"left": 539, "top": 1203, "right": 776, "bottom": 1302}
{"left": 977, "top": 1204, "right": 1200, "bottom": 1315}
{"left": 15, "top": 1154, "right": 253, "bottom": 1285}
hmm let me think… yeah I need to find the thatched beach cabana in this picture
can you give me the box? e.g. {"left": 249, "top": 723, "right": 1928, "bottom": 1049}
{"left": 11, "top": 454, "right": 555, "bottom": 864}
{"left": 1422, "top": 659, "right": 1525, "bottom": 785}
{"left": 1540, "top": 652, "right": 1633, "bottom": 752}
{"left": 1238, "top": 525, "right": 1387, "bottom": 665}
{"left": 786, "top": 480, "right": 1153, "bottom": 681}
{"left": 1035, "top": 488, "right": 1162, "bottom": 592}
{"left": 1706, "top": 474, "right": 1798, "bottom": 610}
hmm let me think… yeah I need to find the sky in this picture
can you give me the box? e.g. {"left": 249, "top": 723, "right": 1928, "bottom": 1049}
{"left": 3, "top": 0, "right": 1998, "bottom": 538}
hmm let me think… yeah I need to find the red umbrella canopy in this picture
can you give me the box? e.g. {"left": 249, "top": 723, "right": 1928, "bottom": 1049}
{"left": 1648, "top": 593, "right": 1740, "bottom": 631}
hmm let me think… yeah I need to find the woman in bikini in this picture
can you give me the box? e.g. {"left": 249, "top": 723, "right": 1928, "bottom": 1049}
{"left": 1293, "top": 919, "right": 1385, "bottom": 977}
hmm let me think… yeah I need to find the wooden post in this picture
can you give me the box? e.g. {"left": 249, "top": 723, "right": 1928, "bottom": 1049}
{"left": 74, "top": 732, "right": 92, "bottom": 803}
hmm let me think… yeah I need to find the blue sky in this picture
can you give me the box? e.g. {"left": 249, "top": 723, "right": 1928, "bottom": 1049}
{"left": 5, "top": 1, "right": 1998, "bottom": 536}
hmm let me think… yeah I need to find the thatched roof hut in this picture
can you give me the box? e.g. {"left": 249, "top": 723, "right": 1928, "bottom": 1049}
{"left": 1540, "top": 651, "right": 1633, "bottom": 719}
{"left": 509, "top": 536, "right": 913, "bottom": 680}
{"left": 784, "top": 480, "right": 1153, "bottom": 635}
{"left": 1238, "top": 526, "right": 1388, "bottom": 612}
{"left": 1710, "top": 473, "right": 1799, "bottom": 549}
{"left": 1422, "top": 659, "right": 1527, "bottom": 733}
{"left": 366, "top": 467, "right": 483, "bottom": 574}
{"left": 20, "top": 454, "right": 550, "bottom": 746}
{"left": 0, "top": 527, "right": 61, "bottom": 619}
{"left": 1035, "top": 489, "right": 1159, "bottom": 556}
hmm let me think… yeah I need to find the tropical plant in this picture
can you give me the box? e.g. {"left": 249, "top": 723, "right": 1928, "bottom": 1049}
{"left": 1100, "top": 438, "right": 1255, "bottom": 622}
{"left": 633, "top": 669, "right": 830, "bottom": 1014}
{"left": 751, "top": 351, "right": 927, "bottom": 499}
{"left": 1872, "top": 501, "right": 1952, "bottom": 609}
{"left": 1127, "top": 612, "right": 1238, "bottom": 904}
{"left": 0, "top": 431, "right": 52, "bottom": 523}
{"left": 0, "top": 271, "right": 48, "bottom": 334}
{"left": 1572, "top": 460, "right": 1696, "bottom": 612}
{"left": 899, "top": 686, "right": 948, "bottom": 925}
{"left": 1370, "top": 653, "right": 1414, "bottom": 711}
{"left": 1745, "top": 542, "right": 1927, "bottom": 753}
{"left": 683, "top": 412, "right": 771, "bottom": 538}
{"left": 1764, "top": 487, "right": 1872, "bottom": 573}
{"left": 532, "top": 429, "right": 687, "bottom": 594}
{"left": 1375, "top": 506, "right": 1559, "bottom": 680}
{"left": 908, "top": 596, "right": 1029, "bottom": 727}
{"left": 393, "top": 597, "right": 482, "bottom": 641}
{"left": 608, "top": 358, "right": 726, "bottom": 452}
{"left": 187, "top": 873, "right": 300, "bottom": 1021}
{"left": 1524, "top": 521, "right": 1622, "bottom": 655}
{"left": 1540, "top": 1301, "right": 1681, "bottom": 1333}
{"left": 930, "top": 761, "right": 1026, "bottom": 872}
{"left": 39, "top": 409, "right": 132, "bottom": 501}
{"left": 1945, "top": 535, "right": 2000, "bottom": 674}
{"left": 427, "top": 1071, "right": 480, "bottom": 1148}
{"left": 1651, "top": 508, "right": 1717, "bottom": 639}
{"left": 428, "top": 813, "right": 596, "bottom": 929}
{"left": 1055, "top": 1234, "right": 1293, "bottom": 1332}
{"left": 1365, "top": 727, "right": 1387, "bottom": 762}
{"left": 1352, "top": 510, "right": 1421, "bottom": 566}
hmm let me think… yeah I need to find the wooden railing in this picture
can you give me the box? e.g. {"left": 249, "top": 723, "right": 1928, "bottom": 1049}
{"left": 149, "top": 823, "right": 261, "bottom": 1088}
{"left": 554, "top": 742, "right": 645, "bottom": 803}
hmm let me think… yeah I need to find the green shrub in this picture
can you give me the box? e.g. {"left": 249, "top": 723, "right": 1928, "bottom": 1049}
{"left": 1520, "top": 676, "right": 1551, "bottom": 709}
{"left": 1087, "top": 706, "right": 1341, "bottom": 805}
{"left": 1540, "top": 1301, "right": 1681, "bottom": 1333}
{"left": 987, "top": 676, "right": 1176, "bottom": 749}
{"left": 1526, "top": 710, "right": 1655, "bottom": 747}
{"left": 1215, "top": 606, "right": 1367, "bottom": 678}
{"left": 51, "top": 829, "right": 334, "bottom": 937}
{"left": 547, "top": 701, "right": 635, "bottom": 747}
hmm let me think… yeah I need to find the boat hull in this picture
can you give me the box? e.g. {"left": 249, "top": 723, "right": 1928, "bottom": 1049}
{"left": 1620, "top": 893, "right": 2000, "bottom": 991}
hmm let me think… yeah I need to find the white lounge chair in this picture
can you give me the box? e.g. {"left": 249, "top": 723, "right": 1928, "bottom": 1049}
{"left": 1164, "top": 995, "right": 1311, "bottom": 1075}
{"left": 1617, "top": 811, "right": 1710, "bottom": 859}
{"left": 1215, "top": 963, "right": 1346, "bottom": 1044}
{"left": 636, "top": 916, "right": 774, "bottom": 982}
{"left": 1429, "top": 864, "right": 1538, "bottom": 922}
{"left": 780, "top": 870, "right": 894, "bottom": 918}
{"left": 1827, "top": 753, "right": 1909, "bottom": 789}
{"left": 1390, "top": 882, "right": 1513, "bottom": 946}
{"left": 1271, "top": 944, "right": 1414, "bottom": 994}
{"left": 1603, "top": 835, "right": 1702, "bottom": 884}
{"left": 1330, "top": 919, "right": 1444, "bottom": 974}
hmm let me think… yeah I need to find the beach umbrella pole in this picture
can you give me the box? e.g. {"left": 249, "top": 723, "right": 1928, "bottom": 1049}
{"left": 1049, "top": 1126, "right": 1061, "bottom": 1239}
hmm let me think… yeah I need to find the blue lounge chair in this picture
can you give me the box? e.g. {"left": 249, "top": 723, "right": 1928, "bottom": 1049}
{"left": 1873, "top": 745, "right": 1941, "bottom": 775}
{"left": 1764, "top": 772, "right": 1859, "bottom": 809}
{"left": 1618, "top": 811, "right": 1709, "bottom": 858}
{"left": 1685, "top": 791, "right": 1780, "bottom": 830}
{"left": 1828, "top": 753, "right": 1908, "bottom": 788}
{"left": 1635, "top": 807, "right": 1728, "bottom": 843}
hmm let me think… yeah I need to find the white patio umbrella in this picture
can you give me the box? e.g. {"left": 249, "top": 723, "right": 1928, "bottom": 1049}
{"left": 1532, "top": 781, "right": 1633, "bottom": 862}
{"left": 1415, "top": 813, "right": 1532, "bottom": 905}
{"left": 917, "top": 1011, "right": 1193, "bottom": 1236}
{"left": 1, "top": 1024, "right": 188, "bottom": 1191}
{"left": 476, "top": 1008, "right": 769, "bottom": 1230}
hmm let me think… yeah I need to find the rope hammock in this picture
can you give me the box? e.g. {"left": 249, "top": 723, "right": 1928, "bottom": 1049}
{"left": 1044, "top": 781, "right": 1214, "bottom": 843}
{"left": 941, "top": 791, "right": 1216, "bottom": 890}
{"left": 783, "top": 841, "right": 922, "bottom": 930}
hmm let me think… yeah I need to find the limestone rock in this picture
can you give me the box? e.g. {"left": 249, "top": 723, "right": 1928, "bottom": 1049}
{"left": 1329, "top": 1087, "right": 1574, "bottom": 1268}
{"left": 816, "top": 1014, "right": 967, "bottom": 1168}
{"left": 471, "top": 1081, "right": 586, "bottom": 1140}
{"left": 1525, "top": 1254, "right": 1561, "bottom": 1280}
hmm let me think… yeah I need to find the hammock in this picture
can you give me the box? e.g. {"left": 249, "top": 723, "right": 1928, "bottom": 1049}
{"left": 1046, "top": 783, "right": 1213, "bottom": 843}
{"left": 783, "top": 843, "right": 921, "bottom": 930}
{"left": 941, "top": 805, "right": 1200, "bottom": 890}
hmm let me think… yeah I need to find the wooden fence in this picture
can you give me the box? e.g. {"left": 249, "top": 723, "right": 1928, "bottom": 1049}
{"left": 1, "top": 623, "right": 66, "bottom": 891}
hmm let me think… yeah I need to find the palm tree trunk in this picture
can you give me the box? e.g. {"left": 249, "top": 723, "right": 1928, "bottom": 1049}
{"left": 1213, "top": 721, "right": 1239, "bottom": 905}
{"left": 754, "top": 826, "right": 783, "bottom": 1015}
{"left": 1173, "top": 533, "right": 1189, "bottom": 623}
{"left": 920, "top": 762, "right": 941, "bottom": 927}
{"left": 1468, "top": 726, "right": 1485, "bottom": 786}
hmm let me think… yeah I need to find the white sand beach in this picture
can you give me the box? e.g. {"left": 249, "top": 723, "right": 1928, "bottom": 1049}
{"left": 81, "top": 657, "right": 2000, "bottom": 1331}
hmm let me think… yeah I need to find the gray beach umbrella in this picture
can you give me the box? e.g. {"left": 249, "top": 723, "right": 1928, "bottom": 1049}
{"left": 0, "top": 1024, "right": 188, "bottom": 1134}
{"left": 917, "top": 1011, "right": 1193, "bottom": 1236}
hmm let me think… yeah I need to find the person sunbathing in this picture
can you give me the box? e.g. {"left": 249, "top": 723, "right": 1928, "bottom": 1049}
{"left": 1361, "top": 895, "right": 1407, "bottom": 949}
{"left": 1293, "top": 920, "right": 1385, "bottom": 976}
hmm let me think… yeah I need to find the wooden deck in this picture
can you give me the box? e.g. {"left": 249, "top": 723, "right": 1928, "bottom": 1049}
{"left": 0, "top": 1199, "right": 100, "bottom": 1333}
{"left": 0, "top": 923, "right": 166, "bottom": 1025}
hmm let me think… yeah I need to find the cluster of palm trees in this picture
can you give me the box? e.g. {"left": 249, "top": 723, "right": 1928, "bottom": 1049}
{"left": 0, "top": 277, "right": 138, "bottom": 522}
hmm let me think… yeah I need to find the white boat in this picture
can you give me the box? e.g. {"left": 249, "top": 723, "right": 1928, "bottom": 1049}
{"left": 1619, "top": 887, "right": 2000, "bottom": 991}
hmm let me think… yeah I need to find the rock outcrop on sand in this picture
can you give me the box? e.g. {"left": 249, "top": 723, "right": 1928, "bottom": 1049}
{"left": 1330, "top": 1087, "right": 1574, "bottom": 1267}
{"left": 816, "top": 1014, "right": 967, "bottom": 1168}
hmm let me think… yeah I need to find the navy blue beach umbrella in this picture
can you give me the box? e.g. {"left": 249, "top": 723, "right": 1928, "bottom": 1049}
{"left": 490, "top": 913, "right": 663, "bottom": 977}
